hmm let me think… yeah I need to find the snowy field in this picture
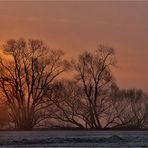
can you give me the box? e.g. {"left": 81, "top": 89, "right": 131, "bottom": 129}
{"left": 0, "top": 130, "right": 148, "bottom": 147}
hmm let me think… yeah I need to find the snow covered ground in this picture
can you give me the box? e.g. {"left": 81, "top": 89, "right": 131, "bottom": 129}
{"left": 0, "top": 130, "right": 148, "bottom": 147}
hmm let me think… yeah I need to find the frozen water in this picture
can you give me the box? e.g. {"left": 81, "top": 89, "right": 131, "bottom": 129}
{"left": 0, "top": 130, "right": 148, "bottom": 147}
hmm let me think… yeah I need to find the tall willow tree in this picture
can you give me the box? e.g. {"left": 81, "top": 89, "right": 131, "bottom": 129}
{"left": 0, "top": 39, "right": 68, "bottom": 130}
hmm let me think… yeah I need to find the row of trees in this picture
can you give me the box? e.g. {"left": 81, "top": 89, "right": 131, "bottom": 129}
{"left": 0, "top": 39, "right": 147, "bottom": 130}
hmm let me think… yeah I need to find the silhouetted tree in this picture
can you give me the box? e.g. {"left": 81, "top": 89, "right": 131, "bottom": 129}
{"left": 45, "top": 80, "right": 86, "bottom": 128}
{"left": 73, "top": 45, "right": 116, "bottom": 129}
{"left": 110, "top": 87, "right": 148, "bottom": 129}
{"left": 0, "top": 39, "right": 68, "bottom": 130}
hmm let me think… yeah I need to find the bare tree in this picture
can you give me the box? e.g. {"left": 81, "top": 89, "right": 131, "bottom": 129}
{"left": 45, "top": 80, "right": 87, "bottom": 128}
{"left": 109, "top": 88, "right": 148, "bottom": 129}
{"left": 73, "top": 45, "right": 116, "bottom": 129}
{"left": 0, "top": 39, "right": 68, "bottom": 130}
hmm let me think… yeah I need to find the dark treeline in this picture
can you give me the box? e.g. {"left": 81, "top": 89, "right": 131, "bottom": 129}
{"left": 0, "top": 39, "right": 148, "bottom": 130}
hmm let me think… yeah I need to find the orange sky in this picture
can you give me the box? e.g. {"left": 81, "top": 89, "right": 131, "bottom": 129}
{"left": 0, "top": 1, "right": 148, "bottom": 92}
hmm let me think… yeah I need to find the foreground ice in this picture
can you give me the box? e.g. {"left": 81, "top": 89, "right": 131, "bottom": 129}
{"left": 0, "top": 130, "right": 148, "bottom": 147}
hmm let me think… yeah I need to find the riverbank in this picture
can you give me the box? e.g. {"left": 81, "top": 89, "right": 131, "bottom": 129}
{"left": 0, "top": 130, "right": 148, "bottom": 147}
